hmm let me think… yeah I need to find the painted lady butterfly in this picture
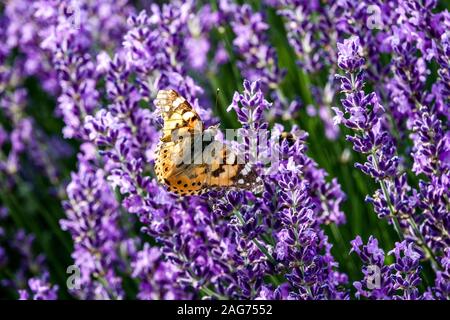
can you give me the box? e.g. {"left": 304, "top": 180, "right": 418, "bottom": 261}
{"left": 153, "top": 89, "right": 259, "bottom": 196}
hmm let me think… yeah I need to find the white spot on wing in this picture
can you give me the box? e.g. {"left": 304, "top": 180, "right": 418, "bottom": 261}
{"left": 173, "top": 97, "right": 185, "bottom": 107}
{"left": 182, "top": 111, "right": 195, "bottom": 121}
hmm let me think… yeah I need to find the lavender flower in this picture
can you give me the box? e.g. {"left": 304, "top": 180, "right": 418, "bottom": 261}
{"left": 30, "top": 1, "right": 135, "bottom": 139}
{"left": 411, "top": 106, "right": 450, "bottom": 253}
{"left": 60, "top": 149, "right": 126, "bottom": 299}
{"left": 335, "top": 35, "right": 448, "bottom": 297}
{"left": 350, "top": 236, "right": 394, "bottom": 299}
{"left": 227, "top": 79, "right": 347, "bottom": 299}
{"left": 123, "top": 3, "right": 202, "bottom": 103}
{"left": 351, "top": 236, "right": 424, "bottom": 300}
{"left": 185, "top": 4, "right": 219, "bottom": 72}
{"left": 276, "top": 0, "right": 337, "bottom": 74}
{"left": 0, "top": 87, "right": 68, "bottom": 186}
{"left": 221, "top": 1, "right": 300, "bottom": 121}
{"left": 0, "top": 229, "right": 46, "bottom": 292}
{"left": 227, "top": 3, "right": 284, "bottom": 89}
{"left": 54, "top": 51, "right": 99, "bottom": 140}
{"left": 18, "top": 273, "right": 58, "bottom": 300}
{"left": 271, "top": 176, "right": 348, "bottom": 299}
{"left": 272, "top": 0, "right": 342, "bottom": 138}
{"left": 1, "top": 0, "right": 448, "bottom": 301}
{"left": 229, "top": 80, "right": 346, "bottom": 226}
{"left": 425, "top": 248, "right": 450, "bottom": 300}
{"left": 388, "top": 241, "right": 423, "bottom": 299}
{"left": 0, "top": 3, "right": 74, "bottom": 186}
{"left": 81, "top": 4, "right": 239, "bottom": 299}
{"left": 4, "top": 0, "right": 58, "bottom": 93}
{"left": 0, "top": 208, "right": 56, "bottom": 298}
{"left": 334, "top": 36, "right": 406, "bottom": 220}
{"left": 131, "top": 243, "right": 189, "bottom": 300}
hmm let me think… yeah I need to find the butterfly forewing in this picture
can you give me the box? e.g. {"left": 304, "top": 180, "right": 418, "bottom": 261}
{"left": 154, "top": 89, "right": 259, "bottom": 196}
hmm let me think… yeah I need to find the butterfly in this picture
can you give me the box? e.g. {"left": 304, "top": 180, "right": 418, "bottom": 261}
{"left": 153, "top": 89, "right": 259, "bottom": 196}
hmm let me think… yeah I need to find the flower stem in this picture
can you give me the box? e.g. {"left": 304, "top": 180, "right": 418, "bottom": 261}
{"left": 407, "top": 217, "right": 442, "bottom": 271}
{"left": 200, "top": 286, "right": 227, "bottom": 300}
{"left": 371, "top": 151, "right": 442, "bottom": 271}
{"left": 233, "top": 210, "right": 277, "bottom": 265}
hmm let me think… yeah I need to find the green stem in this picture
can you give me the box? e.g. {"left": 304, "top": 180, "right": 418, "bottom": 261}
{"left": 372, "top": 158, "right": 404, "bottom": 241}
{"left": 11, "top": 174, "right": 72, "bottom": 254}
{"left": 233, "top": 210, "right": 277, "bottom": 265}
{"left": 372, "top": 145, "right": 442, "bottom": 271}
{"left": 408, "top": 217, "right": 442, "bottom": 271}
{"left": 349, "top": 72, "right": 442, "bottom": 270}
{"left": 95, "top": 274, "right": 118, "bottom": 300}
{"left": 200, "top": 286, "right": 227, "bottom": 300}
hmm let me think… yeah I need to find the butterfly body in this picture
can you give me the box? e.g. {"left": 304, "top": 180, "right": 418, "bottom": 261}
{"left": 154, "top": 90, "right": 259, "bottom": 196}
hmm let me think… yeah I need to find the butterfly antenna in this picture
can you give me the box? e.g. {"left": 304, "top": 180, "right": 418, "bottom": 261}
{"left": 215, "top": 88, "right": 220, "bottom": 110}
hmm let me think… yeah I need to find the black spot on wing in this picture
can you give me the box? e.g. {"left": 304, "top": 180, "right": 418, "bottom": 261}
{"left": 211, "top": 165, "right": 228, "bottom": 177}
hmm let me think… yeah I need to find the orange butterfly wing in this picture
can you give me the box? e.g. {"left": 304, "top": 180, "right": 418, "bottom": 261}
{"left": 154, "top": 90, "right": 259, "bottom": 196}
